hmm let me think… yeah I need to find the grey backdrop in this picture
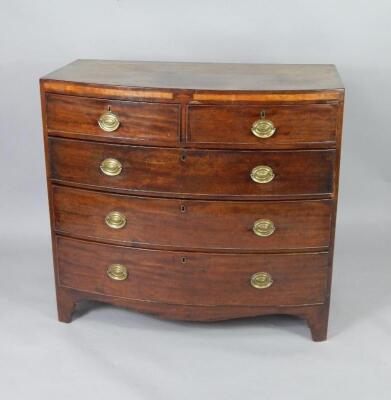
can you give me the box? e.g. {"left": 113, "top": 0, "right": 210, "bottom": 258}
{"left": 1, "top": 1, "right": 390, "bottom": 399}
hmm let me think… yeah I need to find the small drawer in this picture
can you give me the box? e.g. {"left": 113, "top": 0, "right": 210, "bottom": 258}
{"left": 187, "top": 104, "right": 338, "bottom": 148}
{"left": 53, "top": 186, "right": 332, "bottom": 251}
{"left": 48, "top": 137, "right": 335, "bottom": 200}
{"left": 57, "top": 236, "right": 328, "bottom": 306}
{"left": 46, "top": 94, "right": 180, "bottom": 145}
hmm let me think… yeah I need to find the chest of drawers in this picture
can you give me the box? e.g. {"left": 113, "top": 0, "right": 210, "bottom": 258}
{"left": 41, "top": 60, "right": 344, "bottom": 341}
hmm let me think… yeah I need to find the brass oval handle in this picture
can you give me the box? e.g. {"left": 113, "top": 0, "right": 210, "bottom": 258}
{"left": 107, "top": 264, "right": 128, "bottom": 281}
{"left": 98, "top": 109, "right": 120, "bottom": 132}
{"left": 251, "top": 111, "right": 276, "bottom": 139}
{"left": 100, "top": 158, "right": 122, "bottom": 176}
{"left": 253, "top": 219, "right": 275, "bottom": 237}
{"left": 250, "top": 272, "right": 273, "bottom": 289}
{"left": 250, "top": 165, "right": 275, "bottom": 184}
{"left": 105, "top": 211, "right": 127, "bottom": 229}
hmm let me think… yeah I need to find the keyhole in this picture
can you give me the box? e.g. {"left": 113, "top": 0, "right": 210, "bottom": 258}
{"left": 181, "top": 204, "right": 186, "bottom": 213}
{"left": 181, "top": 256, "right": 187, "bottom": 264}
{"left": 181, "top": 153, "right": 186, "bottom": 162}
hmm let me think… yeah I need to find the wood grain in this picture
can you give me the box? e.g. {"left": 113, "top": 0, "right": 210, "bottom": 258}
{"left": 49, "top": 137, "right": 335, "bottom": 200}
{"left": 52, "top": 185, "right": 332, "bottom": 252}
{"left": 42, "top": 60, "right": 343, "bottom": 91}
{"left": 56, "top": 236, "right": 328, "bottom": 307}
{"left": 57, "top": 285, "right": 330, "bottom": 340}
{"left": 46, "top": 94, "right": 180, "bottom": 145}
{"left": 40, "top": 60, "right": 345, "bottom": 341}
{"left": 192, "top": 92, "right": 342, "bottom": 102}
{"left": 187, "top": 103, "right": 338, "bottom": 148}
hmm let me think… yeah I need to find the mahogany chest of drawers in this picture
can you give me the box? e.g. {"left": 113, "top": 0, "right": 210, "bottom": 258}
{"left": 40, "top": 60, "right": 344, "bottom": 341}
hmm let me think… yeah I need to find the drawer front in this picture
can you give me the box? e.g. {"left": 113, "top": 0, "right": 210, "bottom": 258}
{"left": 53, "top": 186, "right": 332, "bottom": 251}
{"left": 46, "top": 94, "right": 180, "bottom": 145}
{"left": 187, "top": 104, "right": 338, "bottom": 148}
{"left": 57, "top": 236, "right": 328, "bottom": 306}
{"left": 49, "top": 137, "right": 335, "bottom": 199}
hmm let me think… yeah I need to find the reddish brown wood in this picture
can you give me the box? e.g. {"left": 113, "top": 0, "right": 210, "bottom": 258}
{"left": 56, "top": 236, "right": 328, "bottom": 307}
{"left": 46, "top": 94, "right": 180, "bottom": 145}
{"left": 54, "top": 286, "right": 330, "bottom": 340}
{"left": 56, "top": 286, "right": 76, "bottom": 323}
{"left": 40, "top": 61, "right": 345, "bottom": 341}
{"left": 191, "top": 92, "right": 342, "bottom": 103}
{"left": 305, "top": 302, "right": 330, "bottom": 341}
{"left": 48, "top": 137, "right": 335, "bottom": 200}
{"left": 187, "top": 103, "right": 338, "bottom": 148}
{"left": 53, "top": 185, "right": 332, "bottom": 252}
{"left": 42, "top": 60, "right": 343, "bottom": 92}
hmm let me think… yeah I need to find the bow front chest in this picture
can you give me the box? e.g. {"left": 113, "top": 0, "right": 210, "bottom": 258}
{"left": 40, "top": 60, "right": 344, "bottom": 341}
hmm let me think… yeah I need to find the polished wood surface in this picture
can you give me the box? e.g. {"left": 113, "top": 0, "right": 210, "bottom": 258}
{"left": 53, "top": 185, "right": 332, "bottom": 252}
{"left": 46, "top": 94, "right": 180, "bottom": 145}
{"left": 41, "top": 60, "right": 345, "bottom": 341}
{"left": 43, "top": 60, "right": 343, "bottom": 91}
{"left": 49, "top": 137, "right": 335, "bottom": 199}
{"left": 187, "top": 103, "right": 338, "bottom": 148}
{"left": 57, "top": 236, "right": 328, "bottom": 307}
{"left": 56, "top": 284, "right": 329, "bottom": 341}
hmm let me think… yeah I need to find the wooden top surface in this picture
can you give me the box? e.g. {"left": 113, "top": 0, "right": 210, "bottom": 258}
{"left": 43, "top": 60, "right": 344, "bottom": 92}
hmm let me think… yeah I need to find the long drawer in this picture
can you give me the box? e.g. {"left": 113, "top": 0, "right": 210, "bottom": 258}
{"left": 56, "top": 236, "right": 329, "bottom": 306}
{"left": 49, "top": 137, "right": 335, "bottom": 199}
{"left": 52, "top": 186, "right": 332, "bottom": 251}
